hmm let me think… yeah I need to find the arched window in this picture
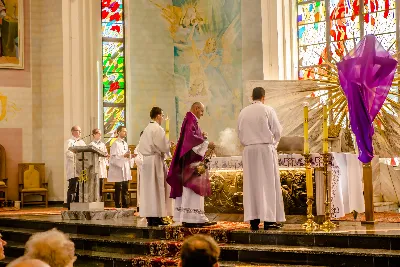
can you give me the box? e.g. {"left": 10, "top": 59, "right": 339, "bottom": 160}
{"left": 101, "top": 0, "right": 126, "bottom": 145}
{"left": 297, "top": 0, "right": 397, "bottom": 80}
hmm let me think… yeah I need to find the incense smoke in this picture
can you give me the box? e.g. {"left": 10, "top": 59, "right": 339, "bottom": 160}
{"left": 217, "top": 128, "right": 241, "bottom": 156}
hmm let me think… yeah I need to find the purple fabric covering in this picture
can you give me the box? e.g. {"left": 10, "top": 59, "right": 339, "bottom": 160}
{"left": 167, "top": 112, "right": 211, "bottom": 198}
{"left": 337, "top": 34, "right": 397, "bottom": 163}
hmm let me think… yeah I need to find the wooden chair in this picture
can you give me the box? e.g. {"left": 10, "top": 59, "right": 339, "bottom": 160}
{"left": 18, "top": 163, "right": 48, "bottom": 208}
{"left": 102, "top": 177, "right": 115, "bottom": 206}
{"left": 0, "top": 144, "right": 8, "bottom": 201}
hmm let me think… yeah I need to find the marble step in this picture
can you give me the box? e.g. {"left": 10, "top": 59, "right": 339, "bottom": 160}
{"left": 3, "top": 238, "right": 400, "bottom": 267}
{"left": 1, "top": 225, "right": 400, "bottom": 252}
{"left": 2, "top": 243, "right": 327, "bottom": 267}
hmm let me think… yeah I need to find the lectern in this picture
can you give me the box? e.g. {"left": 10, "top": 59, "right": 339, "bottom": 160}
{"left": 68, "top": 145, "right": 107, "bottom": 211}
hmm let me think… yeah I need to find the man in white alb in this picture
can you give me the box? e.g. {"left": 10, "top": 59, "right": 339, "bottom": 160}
{"left": 138, "top": 107, "right": 173, "bottom": 226}
{"left": 108, "top": 126, "right": 133, "bottom": 208}
{"left": 237, "top": 87, "right": 285, "bottom": 230}
{"left": 89, "top": 128, "right": 108, "bottom": 200}
{"left": 65, "top": 125, "right": 86, "bottom": 209}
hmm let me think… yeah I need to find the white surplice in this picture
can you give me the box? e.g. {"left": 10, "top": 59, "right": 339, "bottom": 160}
{"left": 65, "top": 136, "right": 86, "bottom": 180}
{"left": 134, "top": 145, "right": 143, "bottom": 207}
{"left": 89, "top": 140, "right": 108, "bottom": 178}
{"left": 237, "top": 101, "right": 286, "bottom": 223}
{"left": 138, "top": 121, "right": 173, "bottom": 217}
{"left": 108, "top": 138, "right": 132, "bottom": 183}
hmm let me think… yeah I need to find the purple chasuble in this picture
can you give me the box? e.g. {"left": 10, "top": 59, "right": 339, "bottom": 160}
{"left": 167, "top": 112, "right": 211, "bottom": 198}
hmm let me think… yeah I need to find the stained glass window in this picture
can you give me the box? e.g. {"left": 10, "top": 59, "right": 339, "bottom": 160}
{"left": 102, "top": 0, "right": 126, "bottom": 145}
{"left": 298, "top": 0, "right": 397, "bottom": 80}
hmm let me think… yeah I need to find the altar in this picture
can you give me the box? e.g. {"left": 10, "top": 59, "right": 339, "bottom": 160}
{"left": 206, "top": 153, "right": 365, "bottom": 219}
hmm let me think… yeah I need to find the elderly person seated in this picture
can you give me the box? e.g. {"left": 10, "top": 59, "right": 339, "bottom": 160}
{"left": 179, "top": 234, "right": 220, "bottom": 267}
{"left": 7, "top": 228, "right": 76, "bottom": 267}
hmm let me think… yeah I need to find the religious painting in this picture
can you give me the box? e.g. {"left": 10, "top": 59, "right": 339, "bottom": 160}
{"left": 150, "top": 0, "right": 242, "bottom": 140}
{"left": 0, "top": 0, "right": 23, "bottom": 69}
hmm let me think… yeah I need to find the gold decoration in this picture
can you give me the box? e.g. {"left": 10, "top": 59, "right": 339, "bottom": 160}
{"left": 302, "top": 154, "right": 319, "bottom": 231}
{"left": 78, "top": 169, "right": 88, "bottom": 183}
{"left": 320, "top": 153, "right": 337, "bottom": 231}
{"left": 328, "top": 124, "right": 341, "bottom": 138}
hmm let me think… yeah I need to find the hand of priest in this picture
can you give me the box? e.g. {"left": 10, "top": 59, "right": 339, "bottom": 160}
{"left": 208, "top": 142, "right": 216, "bottom": 150}
{"left": 202, "top": 132, "right": 208, "bottom": 139}
{"left": 124, "top": 152, "right": 130, "bottom": 158}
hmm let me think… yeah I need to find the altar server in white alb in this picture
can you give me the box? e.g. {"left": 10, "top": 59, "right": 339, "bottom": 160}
{"left": 133, "top": 131, "right": 144, "bottom": 212}
{"left": 89, "top": 128, "right": 109, "bottom": 200}
{"left": 108, "top": 126, "right": 133, "bottom": 208}
{"left": 65, "top": 125, "right": 86, "bottom": 209}
{"left": 237, "top": 87, "right": 285, "bottom": 230}
{"left": 138, "top": 107, "right": 173, "bottom": 226}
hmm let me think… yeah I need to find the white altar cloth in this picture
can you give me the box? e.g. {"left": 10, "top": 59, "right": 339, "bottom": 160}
{"left": 209, "top": 153, "right": 365, "bottom": 219}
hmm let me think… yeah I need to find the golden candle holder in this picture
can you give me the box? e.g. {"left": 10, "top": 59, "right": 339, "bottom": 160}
{"left": 302, "top": 153, "right": 319, "bottom": 231}
{"left": 320, "top": 153, "right": 337, "bottom": 232}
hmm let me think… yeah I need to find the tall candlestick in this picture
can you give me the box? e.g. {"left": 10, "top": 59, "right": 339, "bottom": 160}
{"left": 165, "top": 115, "right": 170, "bottom": 140}
{"left": 323, "top": 104, "right": 328, "bottom": 153}
{"left": 303, "top": 102, "right": 309, "bottom": 154}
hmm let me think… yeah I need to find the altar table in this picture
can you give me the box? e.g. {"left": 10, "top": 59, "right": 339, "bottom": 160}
{"left": 209, "top": 153, "right": 365, "bottom": 219}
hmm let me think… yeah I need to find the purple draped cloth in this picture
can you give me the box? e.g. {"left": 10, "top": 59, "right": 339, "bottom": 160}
{"left": 337, "top": 34, "right": 397, "bottom": 163}
{"left": 167, "top": 112, "right": 211, "bottom": 198}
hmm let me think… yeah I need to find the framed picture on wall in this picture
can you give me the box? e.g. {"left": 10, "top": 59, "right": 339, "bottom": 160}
{"left": 0, "top": 0, "right": 23, "bottom": 69}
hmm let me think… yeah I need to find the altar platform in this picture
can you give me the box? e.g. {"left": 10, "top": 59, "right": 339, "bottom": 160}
{"left": 0, "top": 209, "right": 400, "bottom": 266}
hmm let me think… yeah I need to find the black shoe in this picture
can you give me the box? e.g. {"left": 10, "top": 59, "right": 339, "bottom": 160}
{"left": 122, "top": 205, "right": 129, "bottom": 209}
{"left": 264, "top": 222, "right": 283, "bottom": 230}
{"left": 147, "top": 217, "right": 155, "bottom": 226}
{"left": 250, "top": 219, "right": 260, "bottom": 231}
{"left": 137, "top": 206, "right": 139, "bottom": 212}
{"left": 115, "top": 205, "right": 121, "bottom": 208}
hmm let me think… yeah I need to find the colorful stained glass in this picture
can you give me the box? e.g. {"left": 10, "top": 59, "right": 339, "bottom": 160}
{"left": 103, "top": 107, "right": 125, "bottom": 140}
{"left": 299, "top": 66, "right": 329, "bottom": 80}
{"left": 330, "top": 16, "right": 361, "bottom": 41}
{"left": 103, "top": 57, "right": 125, "bottom": 73}
{"left": 298, "top": 22, "right": 327, "bottom": 46}
{"left": 102, "top": 7, "right": 123, "bottom": 23}
{"left": 364, "top": 0, "right": 395, "bottom": 13}
{"left": 364, "top": 10, "right": 396, "bottom": 35}
{"left": 103, "top": 88, "right": 125, "bottom": 104}
{"left": 329, "top": 0, "right": 359, "bottom": 20}
{"left": 330, "top": 39, "right": 359, "bottom": 62}
{"left": 298, "top": 2, "right": 326, "bottom": 25}
{"left": 103, "top": 42, "right": 124, "bottom": 57}
{"left": 375, "top": 32, "right": 397, "bottom": 53}
{"left": 102, "top": 22, "right": 124, "bottom": 38}
{"left": 103, "top": 72, "right": 125, "bottom": 89}
{"left": 299, "top": 43, "right": 327, "bottom": 66}
{"left": 102, "top": 0, "right": 123, "bottom": 7}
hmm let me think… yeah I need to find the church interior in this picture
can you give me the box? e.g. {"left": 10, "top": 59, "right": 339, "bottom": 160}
{"left": 0, "top": 0, "right": 399, "bottom": 266}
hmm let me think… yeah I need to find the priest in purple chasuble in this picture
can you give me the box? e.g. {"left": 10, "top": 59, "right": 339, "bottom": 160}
{"left": 167, "top": 102, "right": 216, "bottom": 227}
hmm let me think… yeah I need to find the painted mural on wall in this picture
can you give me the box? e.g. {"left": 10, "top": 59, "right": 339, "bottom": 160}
{"left": 0, "top": 91, "right": 21, "bottom": 121}
{"left": 0, "top": 0, "right": 23, "bottom": 69}
{"left": 150, "top": 0, "right": 242, "bottom": 140}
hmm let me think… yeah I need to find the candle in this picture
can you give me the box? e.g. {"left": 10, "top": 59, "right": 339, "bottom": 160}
{"left": 323, "top": 104, "right": 328, "bottom": 153}
{"left": 306, "top": 168, "right": 313, "bottom": 197}
{"left": 303, "top": 102, "right": 309, "bottom": 154}
{"left": 165, "top": 115, "right": 170, "bottom": 140}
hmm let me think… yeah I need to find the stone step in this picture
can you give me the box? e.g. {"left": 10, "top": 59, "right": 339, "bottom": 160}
{"left": 3, "top": 237, "right": 400, "bottom": 267}
{"left": 1, "top": 225, "right": 400, "bottom": 252}
{"left": 1, "top": 242, "right": 326, "bottom": 267}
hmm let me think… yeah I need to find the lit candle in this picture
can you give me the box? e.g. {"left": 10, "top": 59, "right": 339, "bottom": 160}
{"left": 323, "top": 104, "right": 328, "bottom": 153}
{"left": 303, "top": 102, "right": 309, "bottom": 154}
{"left": 306, "top": 168, "right": 313, "bottom": 197}
{"left": 165, "top": 115, "right": 170, "bottom": 140}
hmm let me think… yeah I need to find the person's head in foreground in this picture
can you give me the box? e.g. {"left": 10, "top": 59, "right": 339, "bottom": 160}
{"left": 252, "top": 86, "right": 265, "bottom": 104}
{"left": 22, "top": 228, "right": 76, "bottom": 267}
{"left": 7, "top": 258, "right": 50, "bottom": 267}
{"left": 0, "top": 235, "right": 6, "bottom": 260}
{"left": 179, "top": 234, "right": 220, "bottom": 267}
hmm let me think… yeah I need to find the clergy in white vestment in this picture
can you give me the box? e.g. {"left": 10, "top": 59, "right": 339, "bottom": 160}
{"left": 89, "top": 128, "right": 109, "bottom": 201}
{"left": 237, "top": 87, "right": 285, "bottom": 230}
{"left": 138, "top": 107, "right": 173, "bottom": 226}
{"left": 133, "top": 131, "right": 144, "bottom": 212}
{"left": 167, "top": 102, "right": 216, "bottom": 228}
{"left": 65, "top": 125, "right": 86, "bottom": 209}
{"left": 108, "top": 126, "right": 133, "bottom": 208}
